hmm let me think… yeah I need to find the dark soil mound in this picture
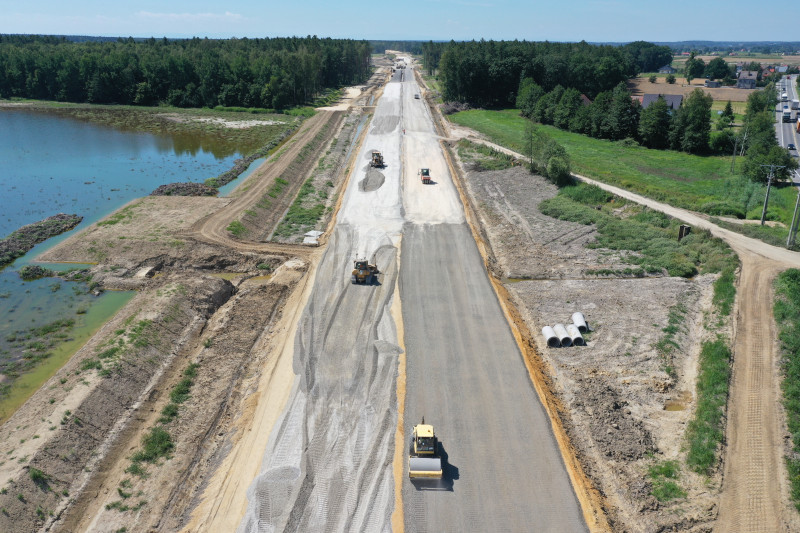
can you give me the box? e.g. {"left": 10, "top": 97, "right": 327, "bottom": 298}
{"left": 0, "top": 213, "right": 82, "bottom": 267}
{"left": 18, "top": 265, "right": 55, "bottom": 281}
{"left": 151, "top": 183, "right": 219, "bottom": 197}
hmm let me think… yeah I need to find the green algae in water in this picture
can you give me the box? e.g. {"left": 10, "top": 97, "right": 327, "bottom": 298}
{"left": 0, "top": 290, "right": 134, "bottom": 424}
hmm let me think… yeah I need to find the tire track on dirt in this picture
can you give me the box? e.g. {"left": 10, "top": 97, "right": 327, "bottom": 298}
{"left": 186, "top": 110, "right": 341, "bottom": 258}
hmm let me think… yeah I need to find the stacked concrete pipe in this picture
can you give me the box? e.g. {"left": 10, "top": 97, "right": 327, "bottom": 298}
{"left": 566, "top": 324, "right": 584, "bottom": 346}
{"left": 541, "top": 326, "right": 560, "bottom": 347}
{"left": 542, "top": 312, "right": 589, "bottom": 348}
{"left": 571, "top": 312, "right": 588, "bottom": 333}
{"left": 553, "top": 324, "right": 572, "bottom": 347}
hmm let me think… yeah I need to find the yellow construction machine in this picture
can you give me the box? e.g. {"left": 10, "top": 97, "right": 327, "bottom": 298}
{"left": 351, "top": 259, "right": 379, "bottom": 284}
{"left": 408, "top": 417, "right": 443, "bottom": 479}
{"left": 370, "top": 150, "right": 384, "bottom": 168}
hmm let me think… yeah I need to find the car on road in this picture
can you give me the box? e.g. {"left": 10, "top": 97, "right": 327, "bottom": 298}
{"left": 414, "top": 94, "right": 420, "bottom": 99}
{"left": 789, "top": 143, "right": 796, "bottom": 151}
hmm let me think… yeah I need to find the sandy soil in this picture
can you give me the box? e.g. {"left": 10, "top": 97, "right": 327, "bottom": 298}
{"left": 158, "top": 114, "right": 289, "bottom": 128}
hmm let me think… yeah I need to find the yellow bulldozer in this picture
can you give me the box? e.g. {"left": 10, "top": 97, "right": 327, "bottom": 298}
{"left": 351, "top": 259, "right": 379, "bottom": 284}
{"left": 408, "top": 417, "right": 443, "bottom": 479}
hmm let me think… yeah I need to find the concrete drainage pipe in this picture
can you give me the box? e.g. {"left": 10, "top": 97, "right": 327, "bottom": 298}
{"left": 542, "top": 326, "right": 560, "bottom": 347}
{"left": 572, "top": 312, "right": 588, "bottom": 333}
{"left": 566, "top": 324, "right": 585, "bottom": 346}
{"left": 553, "top": 324, "right": 572, "bottom": 347}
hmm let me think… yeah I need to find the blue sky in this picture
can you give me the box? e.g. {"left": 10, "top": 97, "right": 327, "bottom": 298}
{"left": 0, "top": 0, "right": 795, "bottom": 42}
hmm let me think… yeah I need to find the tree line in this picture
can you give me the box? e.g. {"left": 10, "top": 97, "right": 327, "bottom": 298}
{"left": 517, "top": 79, "right": 716, "bottom": 154}
{"left": 421, "top": 39, "right": 671, "bottom": 107}
{"left": 0, "top": 35, "right": 372, "bottom": 109}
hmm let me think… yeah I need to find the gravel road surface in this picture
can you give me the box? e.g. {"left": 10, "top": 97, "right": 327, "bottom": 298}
{"left": 237, "top": 62, "right": 587, "bottom": 532}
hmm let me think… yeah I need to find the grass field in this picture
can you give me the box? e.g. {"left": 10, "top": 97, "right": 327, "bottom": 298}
{"left": 449, "top": 109, "right": 800, "bottom": 240}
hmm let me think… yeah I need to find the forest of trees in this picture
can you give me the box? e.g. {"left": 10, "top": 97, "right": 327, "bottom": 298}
{"left": 421, "top": 39, "right": 671, "bottom": 107}
{"left": 0, "top": 35, "right": 372, "bottom": 109}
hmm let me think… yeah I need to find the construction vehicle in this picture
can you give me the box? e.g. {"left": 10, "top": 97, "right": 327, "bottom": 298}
{"left": 351, "top": 259, "right": 378, "bottom": 284}
{"left": 419, "top": 168, "right": 431, "bottom": 184}
{"left": 796, "top": 116, "right": 800, "bottom": 133}
{"left": 408, "top": 417, "right": 443, "bottom": 479}
{"left": 370, "top": 150, "right": 384, "bottom": 168}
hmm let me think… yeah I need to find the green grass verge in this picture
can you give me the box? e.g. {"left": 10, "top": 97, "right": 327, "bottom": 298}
{"left": 648, "top": 460, "right": 686, "bottom": 501}
{"left": 774, "top": 268, "right": 800, "bottom": 510}
{"left": 654, "top": 302, "right": 689, "bottom": 377}
{"left": 226, "top": 220, "right": 247, "bottom": 238}
{"left": 712, "top": 267, "right": 737, "bottom": 317}
{"left": 538, "top": 183, "right": 738, "bottom": 278}
{"left": 449, "top": 109, "right": 799, "bottom": 232}
{"left": 456, "top": 139, "right": 517, "bottom": 171}
{"left": 686, "top": 338, "right": 732, "bottom": 475}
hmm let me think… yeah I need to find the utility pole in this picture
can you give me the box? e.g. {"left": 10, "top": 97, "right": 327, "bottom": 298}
{"left": 787, "top": 187, "right": 800, "bottom": 248}
{"left": 731, "top": 128, "right": 746, "bottom": 173}
{"left": 760, "top": 164, "right": 785, "bottom": 226}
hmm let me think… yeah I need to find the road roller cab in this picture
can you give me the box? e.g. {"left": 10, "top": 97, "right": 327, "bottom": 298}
{"left": 409, "top": 418, "right": 443, "bottom": 479}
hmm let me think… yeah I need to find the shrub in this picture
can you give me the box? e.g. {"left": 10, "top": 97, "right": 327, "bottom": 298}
{"left": 131, "top": 427, "right": 173, "bottom": 464}
{"left": 29, "top": 467, "right": 48, "bottom": 486}
{"left": 700, "top": 201, "right": 745, "bottom": 219}
{"left": 226, "top": 220, "right": 246, "bottom": 237}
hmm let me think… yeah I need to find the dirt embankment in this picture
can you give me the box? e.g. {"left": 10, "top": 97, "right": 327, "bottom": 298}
{"left": 1, "top": 194, "right": 312, "bottom": 533}
{"left": 55, "top": 263, "right": 306, "bottom": 533}
{"left": 451, "top": 161, "right": 730, "bottom": 531}
{"left": 0, "top": 273, "right": 234, "bottom": 532}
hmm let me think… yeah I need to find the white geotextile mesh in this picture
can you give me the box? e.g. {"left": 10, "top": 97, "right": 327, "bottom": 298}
{"left": 238, "top": 228, "right": 400, "bottom": 533}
